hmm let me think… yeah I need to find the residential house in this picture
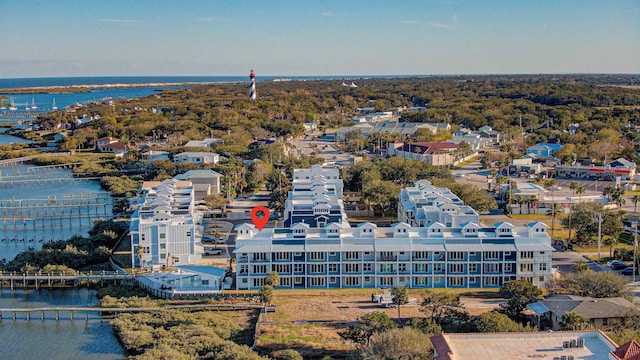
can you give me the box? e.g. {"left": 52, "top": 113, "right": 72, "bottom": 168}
{"left": 526, "top": 142, "right": 565, "bottom": 159}
{"left": 387, "top": 142, "right": 460, "bottom": 167}
{"left": 174, "top": 170, "right": 223, "bottom": 201}
{"left": 183, "top": 138, "right": 220, "bottom": 148}
{"left": 173, "top": 152, "right": 219, "bottom": 165}
{"left": 527, "top": 295, "right": 635, "bottom": 330}
{"left": 141, "top": 150, "right": 170, "bottom": 162}
{"left": 611, "top": 340, "right": 640, "bottom": 360}
{"left": 96, "top": 136, "right": 128, "bottom": 154}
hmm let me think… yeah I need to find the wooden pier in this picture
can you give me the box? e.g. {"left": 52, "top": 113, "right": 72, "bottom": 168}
{"left": 0, "top": 270, "right": 134, "bottom": 290}
{"left": 0, "top": 193, "right": 112, "bottom": 230}
{"left": 0, "top": 153, "right": 70, "bottom": 167}
{"left": 0, "top": 303, "right": 264, "bottom": 323}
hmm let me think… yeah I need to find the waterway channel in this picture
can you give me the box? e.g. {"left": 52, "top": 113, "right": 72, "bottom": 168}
{"left": 0, "top": 288, "right": 125, "bottom": 360}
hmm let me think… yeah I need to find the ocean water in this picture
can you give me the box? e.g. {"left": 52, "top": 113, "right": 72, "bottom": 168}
{"left": 0, "top": 288, "right": 125, "bottom": 360}
{"left": 0, "top": 75, "right": 370, "bottom": 89}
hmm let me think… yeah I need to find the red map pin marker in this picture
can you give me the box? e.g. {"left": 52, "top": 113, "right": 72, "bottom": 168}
{"left": 250, "top": 206, "right": 270, "bottom": 231}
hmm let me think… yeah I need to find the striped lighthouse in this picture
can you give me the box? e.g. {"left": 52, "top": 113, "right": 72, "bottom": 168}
{"left": 249, "top": 69, "right": 256, "bottom": 100}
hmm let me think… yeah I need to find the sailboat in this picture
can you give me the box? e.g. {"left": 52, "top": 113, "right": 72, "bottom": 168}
{"left": 25, "top": 101, "right": 30, "bottom": 111}
{"left": 30, "top": 98, "right": 37, "bottom": 110}
{"left": 52, "top": 98, "right": 58, "bottom": 110}
{"left": 9, "top": 98, "right": 17, "bottom": 111}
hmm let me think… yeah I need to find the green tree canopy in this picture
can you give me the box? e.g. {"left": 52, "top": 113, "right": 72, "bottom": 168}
{"left": 474, "top": 311, "right": 533, "bottom": 332}
{"left": 338, "top": 311, "right": 397, "bottom": 345}
{"left": 549, "top": 270, "right": 628, "bottom": 298}
{"left": 498, "top": 279, "right": 543, "bottom": 321}
{"left": 360, "top": 327, "right": 434, "bottom": 360}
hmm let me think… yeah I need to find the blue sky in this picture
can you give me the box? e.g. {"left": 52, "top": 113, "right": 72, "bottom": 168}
{"left": 0, "top": 0, "right": 638, "bottom": 78}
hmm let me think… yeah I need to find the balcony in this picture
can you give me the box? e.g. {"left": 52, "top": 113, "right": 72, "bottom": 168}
{"left": 378, "top": 256, "right": 397, "bottom": 262}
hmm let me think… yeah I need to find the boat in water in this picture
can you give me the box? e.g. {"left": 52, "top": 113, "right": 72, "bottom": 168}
{"left": 51, "top": 98, "right": 58, "bottom": 110}
{"left": 30, "top": 98, "right": 37, "bottom": 110}
{"left": 9, "top": 98, "right": 17, "bottom": 111}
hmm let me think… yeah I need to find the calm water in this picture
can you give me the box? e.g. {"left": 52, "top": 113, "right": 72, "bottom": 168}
{"left": 0, "top": 163, "right": 113, "bottom": 261}
{"left": 0, "top": 130, "right": 34, "bottom": 145}
{"left": 0, "top": 288, "right": 125, "bottom": 360}
{"left": 0, "top": 87, "right": 165, "bottom": 113}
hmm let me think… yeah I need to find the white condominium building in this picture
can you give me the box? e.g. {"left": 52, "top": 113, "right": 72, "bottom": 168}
{"left": 283, "top": 164, "right": 348, "bottom": 228}
{"left": 130, "top": 179, "right": 203, "bottom": 268}
{"left": 235, "top": 220, "right": 552, "bottom": 290}
{"left": 398, "top": 180, "right": 480, "bottom": 227}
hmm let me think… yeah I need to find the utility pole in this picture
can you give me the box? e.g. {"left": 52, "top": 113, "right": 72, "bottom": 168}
{"left": 567, "top": 197, "right": 572, "bottom": 245}
{"left": 597, "top": 212, "right": 603, "bottom": 263}
{"left": 634, "top": 221, "right": 638, "bottom": 282}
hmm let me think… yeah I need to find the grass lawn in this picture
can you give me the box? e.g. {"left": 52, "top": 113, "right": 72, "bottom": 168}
{"left": 452, "top": 157, "right": 479, "bottom": 169}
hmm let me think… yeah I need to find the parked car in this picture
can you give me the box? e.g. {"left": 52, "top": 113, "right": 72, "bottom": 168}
{"left": 202, "top": 235, "right": 216, "bottom": 243}
{"left": 619, "top": 266, "right": 638, "bottom": 275}
{"left": 608, "top": 261, "right": 629, "bottom": 270}
{"left": 607, "top": 260, "right": 627, "bottom": 268}
{"left": 204, "top": 248, "right": 223, "bottom": 256}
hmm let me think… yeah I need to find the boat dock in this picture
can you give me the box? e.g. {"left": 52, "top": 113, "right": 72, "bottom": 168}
{"left": 0, "top": 303, "right": 264, "bottom": 323}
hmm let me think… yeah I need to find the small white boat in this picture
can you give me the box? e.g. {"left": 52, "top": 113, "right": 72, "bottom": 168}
{"left": 25, "top": 101, "right": 30, "bottom": 111}
{"left": 30, "top": 98, "right": 37, "bottom": 110}
{"left": 9, "top": 98, "right": 17, "bottom": 111}
{"left": 52, "top": 98, "right": 58, "bottom": 110}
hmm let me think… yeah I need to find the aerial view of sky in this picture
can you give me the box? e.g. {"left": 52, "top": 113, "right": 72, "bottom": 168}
{"left": 0, "top": 0, "right": 638, "bottom": 78}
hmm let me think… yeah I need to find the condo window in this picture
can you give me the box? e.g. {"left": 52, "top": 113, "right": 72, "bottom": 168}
{"left": 504, "top": 263, "right": 513, "bottom": 272}
{"left": 159, "top": 233, "right": 166, "bottom": 239}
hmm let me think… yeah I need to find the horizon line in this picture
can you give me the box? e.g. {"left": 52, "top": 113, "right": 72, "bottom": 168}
{"left": 2, "top": 72, "right": 640, "bottom": 81}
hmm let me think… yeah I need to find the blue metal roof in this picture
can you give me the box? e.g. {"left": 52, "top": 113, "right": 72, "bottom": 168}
{"left": 527, "top": 301, "right": 550, "bottom": 315}
{"left": 177, "top": 266, "right": 226, "bottom": 278}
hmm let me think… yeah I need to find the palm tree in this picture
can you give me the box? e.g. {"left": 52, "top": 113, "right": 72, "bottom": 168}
{"left": 546, "top": 203, "right": 561, "bottom": 238}
{"left": 136, "top": 245, "right": 145, "bottom": 272}
{"left": 633, "top": 195, "right": 640, "bottom": 216}
{"left": 508, "top": 181, "right": 518, "bottom": 214}
{"left": 529, "top": 198, "right": 540, "bottom": 215}
{"left": 569, "top": 181, "right": 579, "bottom": 197}
{"left": 259, "top": 285, "right": 274, "bottom": 321}
{"left": 576, "top": 185, "right": 586, "bottom": 202}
